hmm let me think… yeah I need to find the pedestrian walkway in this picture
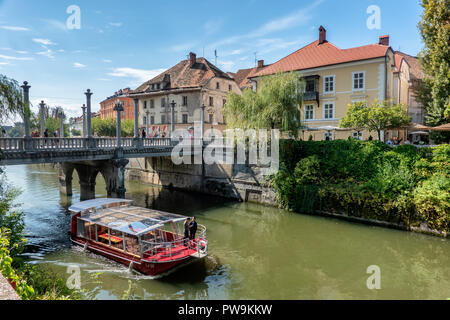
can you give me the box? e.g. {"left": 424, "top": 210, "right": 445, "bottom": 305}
{"left": 0, "top": 274, "right": 21, "bottom": 300}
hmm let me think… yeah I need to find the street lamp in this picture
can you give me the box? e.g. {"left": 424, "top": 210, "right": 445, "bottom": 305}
{"left": 81, "top": 104, "right": 87, "bottom": 138}
{"left": 170, "top": 100, "right": 176, "bottom": 138}
{"left": 114, "top": 100, "right": 124, "bottom": 148}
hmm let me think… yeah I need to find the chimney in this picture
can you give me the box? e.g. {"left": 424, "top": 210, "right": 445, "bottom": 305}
{"left": 379, "top": 35, "right": 389, "bottom": 46}
{"left": 319, "top": 26, "right": 326, "bottom": 44}
{"left": 189, "top": 52, "right": 196, "bottom": 67}
{"left": 257, "top": 60, "right": 264, "bottom": 68}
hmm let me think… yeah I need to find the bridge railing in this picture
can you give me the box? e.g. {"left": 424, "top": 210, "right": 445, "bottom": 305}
{"left": 0, "top": 137, "right": 173, "bottom": 152}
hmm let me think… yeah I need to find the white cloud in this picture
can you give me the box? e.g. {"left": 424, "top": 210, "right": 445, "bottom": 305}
{"left": 103, "top": 59, "right": 112, "bottom": 63}
{"left": 107, "top": 67, "right": 167, "bottom": 84}
{"left": 0, "top": 26, "right": 30, "bottom": 31}
{"left": 42, "top": 19, "right": 67, "bottom": 32}
{"left": 109, "top": 22, "right": 123, "bottom": 27}
{"left": 231, "top": 50, "right": 242, "bottom": 55}
{"left": 33, "top": 38, "right": 56, "bottom": 46}
{"left": 0, "top": 54, "right": 34, "bottom": 61}
{"left": 0, "top": 62, "right": 10, "bottom": 65}
{"left": 73, "top": 62, "right": 86, "bottom": 68}
{"left": 37, "top": 48, "right": 55, "bottom": 59}
{"left": 218, "top": 60, "right": 235, "bottom": 70}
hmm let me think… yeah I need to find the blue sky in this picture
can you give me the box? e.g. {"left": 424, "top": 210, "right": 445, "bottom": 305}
{"left": 0, "top": 0, "right": 424, "bottom": 120}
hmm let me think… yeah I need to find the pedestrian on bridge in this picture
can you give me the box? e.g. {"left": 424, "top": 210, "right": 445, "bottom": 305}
{"left": 142, "top": 129, "right": 146, "bottom": 139}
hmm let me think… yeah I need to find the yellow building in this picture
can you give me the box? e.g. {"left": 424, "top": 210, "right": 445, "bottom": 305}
{"left": 250, "top": 26, "right": 423, "bottom": 142}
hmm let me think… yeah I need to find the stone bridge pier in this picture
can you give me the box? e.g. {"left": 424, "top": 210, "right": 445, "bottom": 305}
{"left": 59, "top": 159, "right": 130, "bottom": 201}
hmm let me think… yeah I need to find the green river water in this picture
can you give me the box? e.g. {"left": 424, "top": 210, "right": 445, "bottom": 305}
{"left": 4, "top": 164, "right": 450, "bottom": 300}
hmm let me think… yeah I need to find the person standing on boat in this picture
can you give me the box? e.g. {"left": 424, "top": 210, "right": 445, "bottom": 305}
{"left": 189, "top": 217, "right": 198, "bottom": 244}
{"left": 184, "top": 217, "right": 191, "bottom": 246}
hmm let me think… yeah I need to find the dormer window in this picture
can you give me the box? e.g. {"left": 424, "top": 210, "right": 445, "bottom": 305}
{"left": 216, "top": 82, "right": 220, "bottom": 90}
{"left": 157, "top": 83, "right": 161, "bottom": 90}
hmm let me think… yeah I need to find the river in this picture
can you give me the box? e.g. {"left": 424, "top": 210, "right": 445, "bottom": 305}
{"left": 4, "top": 164, "right": 450, "bottom": 300}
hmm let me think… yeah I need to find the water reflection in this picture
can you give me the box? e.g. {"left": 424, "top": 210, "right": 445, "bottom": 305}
{"left": 3, "top": 165, "right": 450, "bottom": 300}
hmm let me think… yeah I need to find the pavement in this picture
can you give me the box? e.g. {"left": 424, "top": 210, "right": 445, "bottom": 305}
{"left": 0, "top": 274, "right": 21, "bottom": 300}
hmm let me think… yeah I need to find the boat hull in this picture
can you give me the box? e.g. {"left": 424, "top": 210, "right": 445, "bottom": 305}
{"left": 71, "top": 238, "right": 195, "bottom": 277}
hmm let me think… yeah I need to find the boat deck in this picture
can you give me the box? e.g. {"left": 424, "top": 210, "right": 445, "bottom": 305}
{"left": 144, "top": 242, "right": 202, "bottom": 262}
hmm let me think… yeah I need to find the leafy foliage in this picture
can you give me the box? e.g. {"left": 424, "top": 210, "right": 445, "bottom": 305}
{"left": 340, "top": 101, "right": 411, "bottom": 140}
{"left": 272, "top": 140, "right": 450, "bottom": 233}
{"left": 92, "top": 117, "right": 134, "bottom": 137}
{"left": 224, "top": 72, "right": 303, "bottom": 137}
{"left": 0, "top": 74, "right": 24, "bottom": 123}
{"left": 417, "top": 0, "right": 450, "bottom": 142}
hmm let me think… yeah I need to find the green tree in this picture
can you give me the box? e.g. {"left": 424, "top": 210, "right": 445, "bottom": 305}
{"left": 92, "top": 117, "right": 134, "bottom": 137}
{"left": 340, "top": 101, "right": 412, "bottom": 141}
{"left": 224, "top": 72, "right": 303, "bottom": 137}
{"left": 0, "top": 74, "right": 24, "bottom": 122}
{"left": 417, "top": 0, "right": 450, "bottom": 141}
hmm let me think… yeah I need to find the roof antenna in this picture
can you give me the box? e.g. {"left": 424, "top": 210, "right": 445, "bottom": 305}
{"left": 214, "top": 49, "right": 218, "bottom": 66}
{"left": 254, "top": 52, "right": 257, "bottom": 68}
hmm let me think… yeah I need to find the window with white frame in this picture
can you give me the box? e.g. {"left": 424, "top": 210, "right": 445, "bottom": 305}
{"left": 304, "top": 105, "right": 314, "bottom": 120}
{"left": 353, "top": 72, "right": 365, "bottom": 90}
{"left": 323, "top": 103, "right": 334, "bottom": 119}
{"left": 324, "top": 132, "right": 334, "bottom": 141}
{"left": 352, "top": 131, "right": 363, "bottom": 141}
{"left": 324, "top": 75, "right": 335, "bottom": 94}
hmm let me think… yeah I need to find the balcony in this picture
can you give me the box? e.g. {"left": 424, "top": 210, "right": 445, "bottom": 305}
{"left": 303, "top": 91, "right": 319, "bottom": 103}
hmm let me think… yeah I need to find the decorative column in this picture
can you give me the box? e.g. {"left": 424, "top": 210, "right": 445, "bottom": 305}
{"left": 85, "top": 89, "right": 96, "bottom": 148}
{"left": 81, "top": 104, "right": 87, "bottom": 138}
{"left": 39, "top": 101, "right": 46, "bottom": 136}
{"left": 21, "top": 81, "right": 31, "bottom": 150}
{"left": 133, "top": 98, "right": 139, "bottom": 138}
{"left": 114, "top": 100, "right": 124, "bottom": 149}
{"left": 145, "top": 110, "right": 150, "bottom": 138}
{"left": 59, "top": 110, "right": 65, "bottom": 138}
{"left": 112, "top": 159, "right": 129, "bottom": 199}
{"left": 170, "top": 100, "right": 176, "bottom": 138}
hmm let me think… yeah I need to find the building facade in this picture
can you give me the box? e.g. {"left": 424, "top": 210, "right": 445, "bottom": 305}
{"left": 250, "top": 27, "right": 424, "bottom": 142}
{"left": 100, "top": 88, "right": 135, "bottom": 120}
{"left": 130, "top": 53, "right": 241, "bottom": 137}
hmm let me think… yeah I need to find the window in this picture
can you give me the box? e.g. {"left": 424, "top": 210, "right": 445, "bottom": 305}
{"left": 305, "top": 79, "right": 315, "bottom": 92}
{"left": 157, "top": 83, "right": 161, "bottom": 90}
{"left": 150, "top": 100, "right": 154, "bottom": 108}
{"left": 182, "top": 96, "right": 188, "bottom": 106}
{"left": 304, "top": 105, "right": 314, "bottom": 120}
{"left": 324, "top": 76, "right": 335, "bottom": 93}
{"left": 216, "top": 82, "right": 220, "bottom": 90}
{"left": 324, "top": 132, "right": 334, "bottom": 141}
{"left": 143, "top": 116, "right": 147, "bottom": 125}
{"left": 209, "top": 114, "right": 214, "bottom": 124}
{"left": 352, "top": 131, "right": 363, "bottom": 141}
{"left": 229, "top": 84, "right": 232, "bottom": 92}
{"left": 151, "top": 84, "right": 155, "bottom": 90}
{"left": 143, "top": 101, "right": 147, "bottom": 109}
{"left": 182, "top": 114, "right": 188, "bottom": 124}
{"left": 161, "top": 98, "right": 166, "bottom": 108}
{"left": 323, "top": 103, "right": 334, "bottom": 119}
{"left": 209, "top": 97, "right": 214, "bottom": 107}
{"left": 161, "top": 115, "right": 166, "bottom": 124}
{"left": 353, "top": 72, "right": 365, "bottom": 90}
{"left": 150, "top": 116, "right": 154, "bottom": 125}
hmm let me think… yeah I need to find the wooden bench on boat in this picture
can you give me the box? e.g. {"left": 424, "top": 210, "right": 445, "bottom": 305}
{"left": 98, "top": 233, "right": 123, "bottom": 244}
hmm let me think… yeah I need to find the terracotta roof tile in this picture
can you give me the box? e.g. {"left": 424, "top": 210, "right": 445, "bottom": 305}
{"left": 234, "top": 64, "right": 271, "bottom": 89}
{"left": 132, "top": 57, "right": 232, "bottom": 94}
{"left": 255, "top": 40, "right": 390, "bottom": 77}
{"left": 395, "top": 51, "right": 424, "bottom": 80}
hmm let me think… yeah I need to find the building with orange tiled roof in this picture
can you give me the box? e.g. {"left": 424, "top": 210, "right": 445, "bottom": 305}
{"left": 249, "top": 26, "right": 425, "bottom": 142}
{"left": 130, "top": 52, "right": 241, "bottom": 136}
{"left": 233, "top": 60, "right": 271, "bottom": 90}
{"left": 100, "top": 88, "right": 135, "bottom": 121}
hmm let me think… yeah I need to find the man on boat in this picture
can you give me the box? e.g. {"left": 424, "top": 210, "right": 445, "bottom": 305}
{"left": 184, "top": 218, "right": 191, "bottom": 246}
{"left": 189, "top": 217, "right": 198, "bottom": 245}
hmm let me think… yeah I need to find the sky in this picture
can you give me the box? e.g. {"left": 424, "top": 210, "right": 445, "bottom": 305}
{"left": 0, "top": 0, "right": 424, "bottom": 121}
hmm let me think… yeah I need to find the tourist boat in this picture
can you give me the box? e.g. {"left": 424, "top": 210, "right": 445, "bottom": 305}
{"left": 69, "top": 198, "right": 208, "bottom": 277}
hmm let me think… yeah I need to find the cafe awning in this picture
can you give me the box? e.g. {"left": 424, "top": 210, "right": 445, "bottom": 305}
{"left": 430, "top": 123, "right": 450, "bottom": 132}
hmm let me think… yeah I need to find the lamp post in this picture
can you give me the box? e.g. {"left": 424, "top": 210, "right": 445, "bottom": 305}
{"left": 39, "top": 101, "right": 46, "bottom": 136}
{"left": 21, "top": 81, "right": 31, "bottom": 150}
{"left": 114, "top": 100, "right": 124, "bottom": 149}
{"left": 200, "top": 104, "right": 205, "bottom": 141}
{"left": 84, "top": 89, "right": 93, "bottom": 138}
{"left": 59, "top": 110, "right": 65, "bottom": 138}
{"left": 145, "top": 110, "right": 150, "bottom": 139}
{"left": 170, "top": 100, "right": 176, "bottom": 138}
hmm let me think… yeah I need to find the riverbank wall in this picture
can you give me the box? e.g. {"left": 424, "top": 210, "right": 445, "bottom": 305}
{"left": 125, "top": 156, "right": 448, "bottom": 239}
{"left": 125, "top": 156, "right": 278, "bottom": 206}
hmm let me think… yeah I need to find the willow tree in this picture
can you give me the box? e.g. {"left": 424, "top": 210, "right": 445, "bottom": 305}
{"left": 224, "top": 72, "right": 303, "bottom": 137}
{"left": 340, "top": 101, "right": 411, "bottom": 141}
{"left": 417, "top": 0, "right": 450, "bottom": 142}
{"left": 0, "top": 74, "right": 24, "bottom": 123}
